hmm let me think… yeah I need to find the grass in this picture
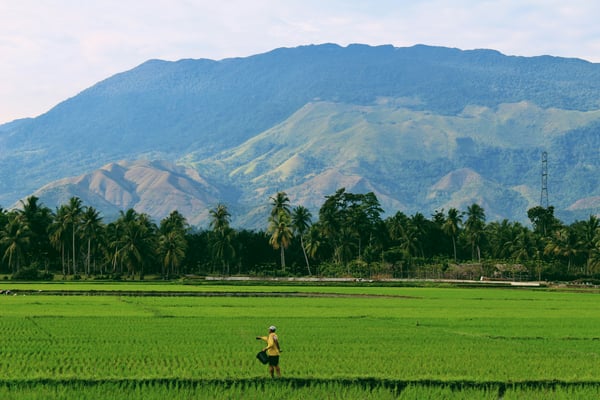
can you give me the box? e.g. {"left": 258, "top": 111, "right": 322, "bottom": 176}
{"left": 0, "top": 283, "right": 599, "bottom": 398}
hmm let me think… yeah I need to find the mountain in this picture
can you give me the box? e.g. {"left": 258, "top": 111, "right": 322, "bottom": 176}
{"left": 1, "top": 43, "right": 599, "bottom": 228}
{"left": 29, "top": 160, "right": 226, "bottom": 225}
{"left": 189, "top": 100, "right": 599, "bottom": 226}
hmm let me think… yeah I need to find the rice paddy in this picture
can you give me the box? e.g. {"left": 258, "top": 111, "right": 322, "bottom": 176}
{"left": 0, "top": 282, "right": 599, "bottom": 398}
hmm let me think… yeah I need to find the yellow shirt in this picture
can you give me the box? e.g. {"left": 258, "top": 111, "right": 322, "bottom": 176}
{"left": 259, "top": 332, "right": 280, "bottom": 356}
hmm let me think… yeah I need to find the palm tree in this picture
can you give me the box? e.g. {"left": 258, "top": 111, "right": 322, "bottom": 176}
{"left": 304, "top": 224, "right": 322, "bottom": 264}
{"left": 486, "top": 219, "right": 513, "bottom": 260}
{"left": 211, "top": 226, "right": 236, "bottom": 275}
{"left": 387, "top": 212, "right": 409, "bottom": 241}
{"left": 0, "top": 212, "right": 31, "bottom": 273}
{"left": 268, "top": 192, "right": 293, "bottom": 271}
{"left": 318, "top": 193, "right": 343, "bottom": 263}
{"left": 291, "top": 205, "right": 312, "bottom": 275}
{"left": 336, "top": 226, "right": 356, "bottom": 273}
{"left": 270, "top": 192, "right": 291, "bottom": 218}
{"left": 442, "top": 208, "right": 462, "bottom": 262}
{"left": 386, "top": 211, "right": 414, "bottom": 269}
{"left": 386, "top": 211, "right": 422, "bottom": 264}
{"left": 113, "top": 209, "right": 157, "bottom": 279}
{"left": 590, "top": 234, "right": 600, "bottom": 274}
{"left": 465, "top": 204, "right": 486, "bottom": 262}
{"left": 64, "top": 197, "right": 84, "bottom": 275}
{"left": 572, "top": 215, "right": 599, "bottom": 275}
{"left": 209, "top": 203, "right": 235, "bottom": 274}
{"left": 209, "top": 203, "right": 231, "bottom": 233}
{"left": 49, "top": 205, "right": 70, "bottom": 276}
{"left": 511, "top": 226, "right": 536, "bottom": 263}
{"left": 158, "top": 211, "right": 189, "bottom": 278}
{"left": 268, "top": 209, "right": 293, "bottom": 271}
{"left": 160, "top": 210, "right": 188, "bottom": 234}
{"left": 80, "top": 206, "right": 103, "bottom": 276}
{"left": 408, "top": 213, "right": 428, "bottom": 258}
{"left": 399, "top": 223, "right": 420, "bottom": 262}
{"left": 134, "top": 213, "right": 157, "bottom": 279}
{"left": 545, "top": 227, "right": 580, "bottom": 273}
{"left": 104, "top": 221, "right": 123, "bottom": 274}
{"left": 158, "top": 230, "right": 187, "bottom": 278}
{"left": 18, "top": 196, "right": 53, "bottom": 266}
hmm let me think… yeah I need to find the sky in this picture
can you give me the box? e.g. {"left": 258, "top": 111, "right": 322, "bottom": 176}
{"left": 1, "top": 0, "right": 600, "bottom": 124}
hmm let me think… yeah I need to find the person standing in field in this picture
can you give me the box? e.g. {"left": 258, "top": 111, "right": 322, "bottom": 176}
{"left": 256, "top": 325, "right": 281, "bottom": 377}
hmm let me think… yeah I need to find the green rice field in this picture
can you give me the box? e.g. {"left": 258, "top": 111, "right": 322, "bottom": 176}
{"left": 0, "top": 282, "right": 599, "bottom": 398}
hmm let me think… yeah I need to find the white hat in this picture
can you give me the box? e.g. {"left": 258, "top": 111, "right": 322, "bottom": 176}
{"left": 269, "top": 325, "right": 277, "bottom": 331}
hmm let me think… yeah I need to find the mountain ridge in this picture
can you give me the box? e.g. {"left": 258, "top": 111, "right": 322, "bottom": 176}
{"left": 2, "top": 43, "right": 599, "bottom": 227}
{"left": 29, "top": 160, "right": 222, "bottom": 225}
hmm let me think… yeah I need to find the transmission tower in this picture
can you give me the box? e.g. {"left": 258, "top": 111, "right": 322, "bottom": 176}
{"left": 540, "top": 151, "right": 549, "bottom": 208}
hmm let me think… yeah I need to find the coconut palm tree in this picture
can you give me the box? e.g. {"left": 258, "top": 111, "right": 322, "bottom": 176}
{"left": 465, "top": 204, "right": 486, "bottom": 262}
{"left": 64, "top": 197, "right": 84, "bottom": 275}
{"left": 158, "top": 230, "right": 187, "bottom": 278}
{"left": 18, "top": 196, "right": 53, "bottom": 266}
{"left": 486, "top": 219, "right": 513, "bottom": 260}
{"left": 113, "top": 209, "right": 157, "bottom": 279}
{"left": 80, "top": 206, "right": 103, "bottom": 276}
{"left": 209, "top": 203, "right": 231, "bottom": 233}
{"left": 270, "top": 192, "right": 291, "bottom": 218}
{"left": 268, "top": 209, "right": 293, "bottom": 271}
{"left": 104, "top": 221, "right": 123, "bottom": 274}
{"left": 408, "top": 212, "right": 428, "bottom": 258}
{"left": 158, "top": 211, "right": 189, "bottom": 277}
{"left": 160, "top": 210, "right": 188, "bottom": 233}
{"left": 442, "top": 208, "right": 462, "bottom": 262}
{"left": 209, "top": 203, "right": 235, "bottom": 274}
{"left": 49, "top": 205, "right": 70, "bottom": 276}
{"left": 544, "top": 227, "right": 580, "bottom": 273}
{"left": 211, "top": 227, "right": 235, "bottom": 275}
{"left": 268, "top": 192, "right": 293, "bottom": 271}
{"left": 572, "top": 215, "right": 600, "bottom": 275}
{"left": 0, "top": 212, "right": 31, "bottom": 273}
{"left": 386, "top": 212, "right": 409, "bottom": 241}
{"left": 510, "top": 226, "right": 536, "bottom": 263}
{"left": 590, "top": 234, "right": 600, "bottom": 274}
{"left": 304, "top": 224, "right": 322, "bottom": 263}
{"left": 291, "top": 205, "right": 312, "bottom": 275}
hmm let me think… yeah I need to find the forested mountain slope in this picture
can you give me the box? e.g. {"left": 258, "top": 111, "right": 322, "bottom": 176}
{"left": 1, "top": 44, "right": 599, "bottom": 227}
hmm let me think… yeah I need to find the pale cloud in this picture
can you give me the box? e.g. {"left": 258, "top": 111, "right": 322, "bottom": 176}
{"left": 1, "top": 0, "right": 600, "bottom": 123}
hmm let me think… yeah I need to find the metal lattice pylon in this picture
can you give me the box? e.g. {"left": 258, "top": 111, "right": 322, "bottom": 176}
{"left": 540, "top": 151, "right": 548, "bottom": 208}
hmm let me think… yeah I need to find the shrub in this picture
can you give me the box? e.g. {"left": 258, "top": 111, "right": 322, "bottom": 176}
{"left": 11, "top": 267, "right": 53, "bottom": 281}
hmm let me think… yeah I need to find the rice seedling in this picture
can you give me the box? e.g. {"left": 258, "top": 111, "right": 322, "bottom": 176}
{"left": 0, "top": 283, "right": 599, "bottom": 398}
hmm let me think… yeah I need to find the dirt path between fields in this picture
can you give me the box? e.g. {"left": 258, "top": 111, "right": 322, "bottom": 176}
{"left": 9, "top": 289, "right": 418, "bottom": 299}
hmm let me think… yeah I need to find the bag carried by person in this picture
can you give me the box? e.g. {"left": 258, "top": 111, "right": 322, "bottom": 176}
{"left": 256, "top": 350, "right": 268, "bottom": 364}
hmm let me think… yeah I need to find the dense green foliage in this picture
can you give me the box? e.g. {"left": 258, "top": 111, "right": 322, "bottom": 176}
{"left": 0, "top": 284, "right": 599, "bottom": 398}
{"left": 1, "top": 190, "right": 599, "bottom": 280}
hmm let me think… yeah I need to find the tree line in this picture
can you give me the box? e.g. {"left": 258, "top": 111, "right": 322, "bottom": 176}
{"left": 1, "top": 189, "right": 599, "bottom": 281}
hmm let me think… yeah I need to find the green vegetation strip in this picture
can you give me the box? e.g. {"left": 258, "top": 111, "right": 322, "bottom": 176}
{"left": 9, "top": 290, "right": 406, "bottom": 298}
{"left": 1, "top": 285, "right": 600, "bottom": 398}
{"left": 3, "top": 377, "right": 600, "bottom": 389}
{"left": 1, "top": 378, "right": 600, "bottom": 400}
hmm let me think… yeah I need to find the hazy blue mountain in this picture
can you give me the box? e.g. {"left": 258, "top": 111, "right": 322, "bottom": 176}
{"left": 1, "top": 43, "right": 599, "bottom": 227}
